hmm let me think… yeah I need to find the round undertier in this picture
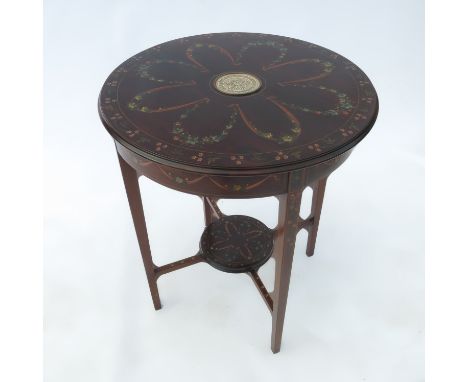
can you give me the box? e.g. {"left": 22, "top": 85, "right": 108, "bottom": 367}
{"left": 200, "top": 215, "right": 274, "bottom": 273}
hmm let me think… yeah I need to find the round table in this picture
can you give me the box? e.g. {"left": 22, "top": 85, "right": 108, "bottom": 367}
{"left": 98, "top": 32, "right": 378, "bottom": 353}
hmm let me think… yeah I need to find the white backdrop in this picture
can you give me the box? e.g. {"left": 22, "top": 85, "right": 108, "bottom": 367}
{"left": 44, "top": 1, "right": 424, "bottom": 381}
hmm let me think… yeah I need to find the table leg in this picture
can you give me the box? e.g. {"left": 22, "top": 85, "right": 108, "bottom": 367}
{"left": 202, "top": 196, "right": 222, "bottom": 226}
{"left": 271, "top": 171, "right": 303, "bottom": 353}
{"left": 306, "top": 177, "right": 327, "bottom": 257}
{"left": 117, "top": 152, "right": 162, "bottom": 310}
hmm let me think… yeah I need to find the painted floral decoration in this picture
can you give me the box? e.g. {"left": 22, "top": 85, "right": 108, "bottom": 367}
{"left": 99, "top": 33, "right": 378, "bottom": 169}
{"left": 127, "top": 40, "right": 353, "bottom": 147}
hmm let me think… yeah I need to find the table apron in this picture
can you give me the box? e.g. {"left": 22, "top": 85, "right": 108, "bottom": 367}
{"left": 116, "top": 141, "right": 352, "bottom": 198}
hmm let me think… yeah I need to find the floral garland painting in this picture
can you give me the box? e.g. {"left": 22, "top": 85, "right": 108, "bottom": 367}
{"left": 99, "top": 33, "right": 378, "bottom": 169}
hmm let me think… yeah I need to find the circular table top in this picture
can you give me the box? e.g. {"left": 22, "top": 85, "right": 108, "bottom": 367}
{"left": 99, "top": 32, "right": 378, "bottom": 174}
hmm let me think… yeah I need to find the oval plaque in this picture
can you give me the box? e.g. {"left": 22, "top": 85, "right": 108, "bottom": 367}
{"left": 213, "top": 72, "right": 262, "bottom": 95}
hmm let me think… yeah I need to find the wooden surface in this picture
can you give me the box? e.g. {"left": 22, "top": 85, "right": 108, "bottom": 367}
{"left": 200, "top": 215, "right": 274, "bottom": 273}
{"left": 101, "top": 33, "right": 379, "bottom": 353}
{"left": 99, "top": 32, "right": 378, "bottom": 175}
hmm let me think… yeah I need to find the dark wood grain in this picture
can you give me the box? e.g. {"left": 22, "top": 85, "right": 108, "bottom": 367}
{"left": 100, "top": 33, "right": 379, "bottom": 353}
{"left": 99, "top": 33, "right": 378, "bottom": 175}
{"left": 200, "top": 215, "right": 274, "bottom": 273}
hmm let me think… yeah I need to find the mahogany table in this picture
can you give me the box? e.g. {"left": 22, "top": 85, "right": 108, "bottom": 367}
{"left": 98, "top": 32, "right": 378, "bottom": 353}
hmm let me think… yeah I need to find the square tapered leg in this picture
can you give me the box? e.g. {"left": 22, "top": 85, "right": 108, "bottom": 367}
{"left": 306, "top": 178, "right": 327, "bottom": 257}
{"left": 271, "top": 170, "right": 303, "bottom": 353}
{"left": 118, "top": 152, "right": 162, "bottom": 310}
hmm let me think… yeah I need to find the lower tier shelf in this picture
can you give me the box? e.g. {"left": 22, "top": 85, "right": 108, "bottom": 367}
{"left": 199, "top": 215, "right": 274, "bottom": 273}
